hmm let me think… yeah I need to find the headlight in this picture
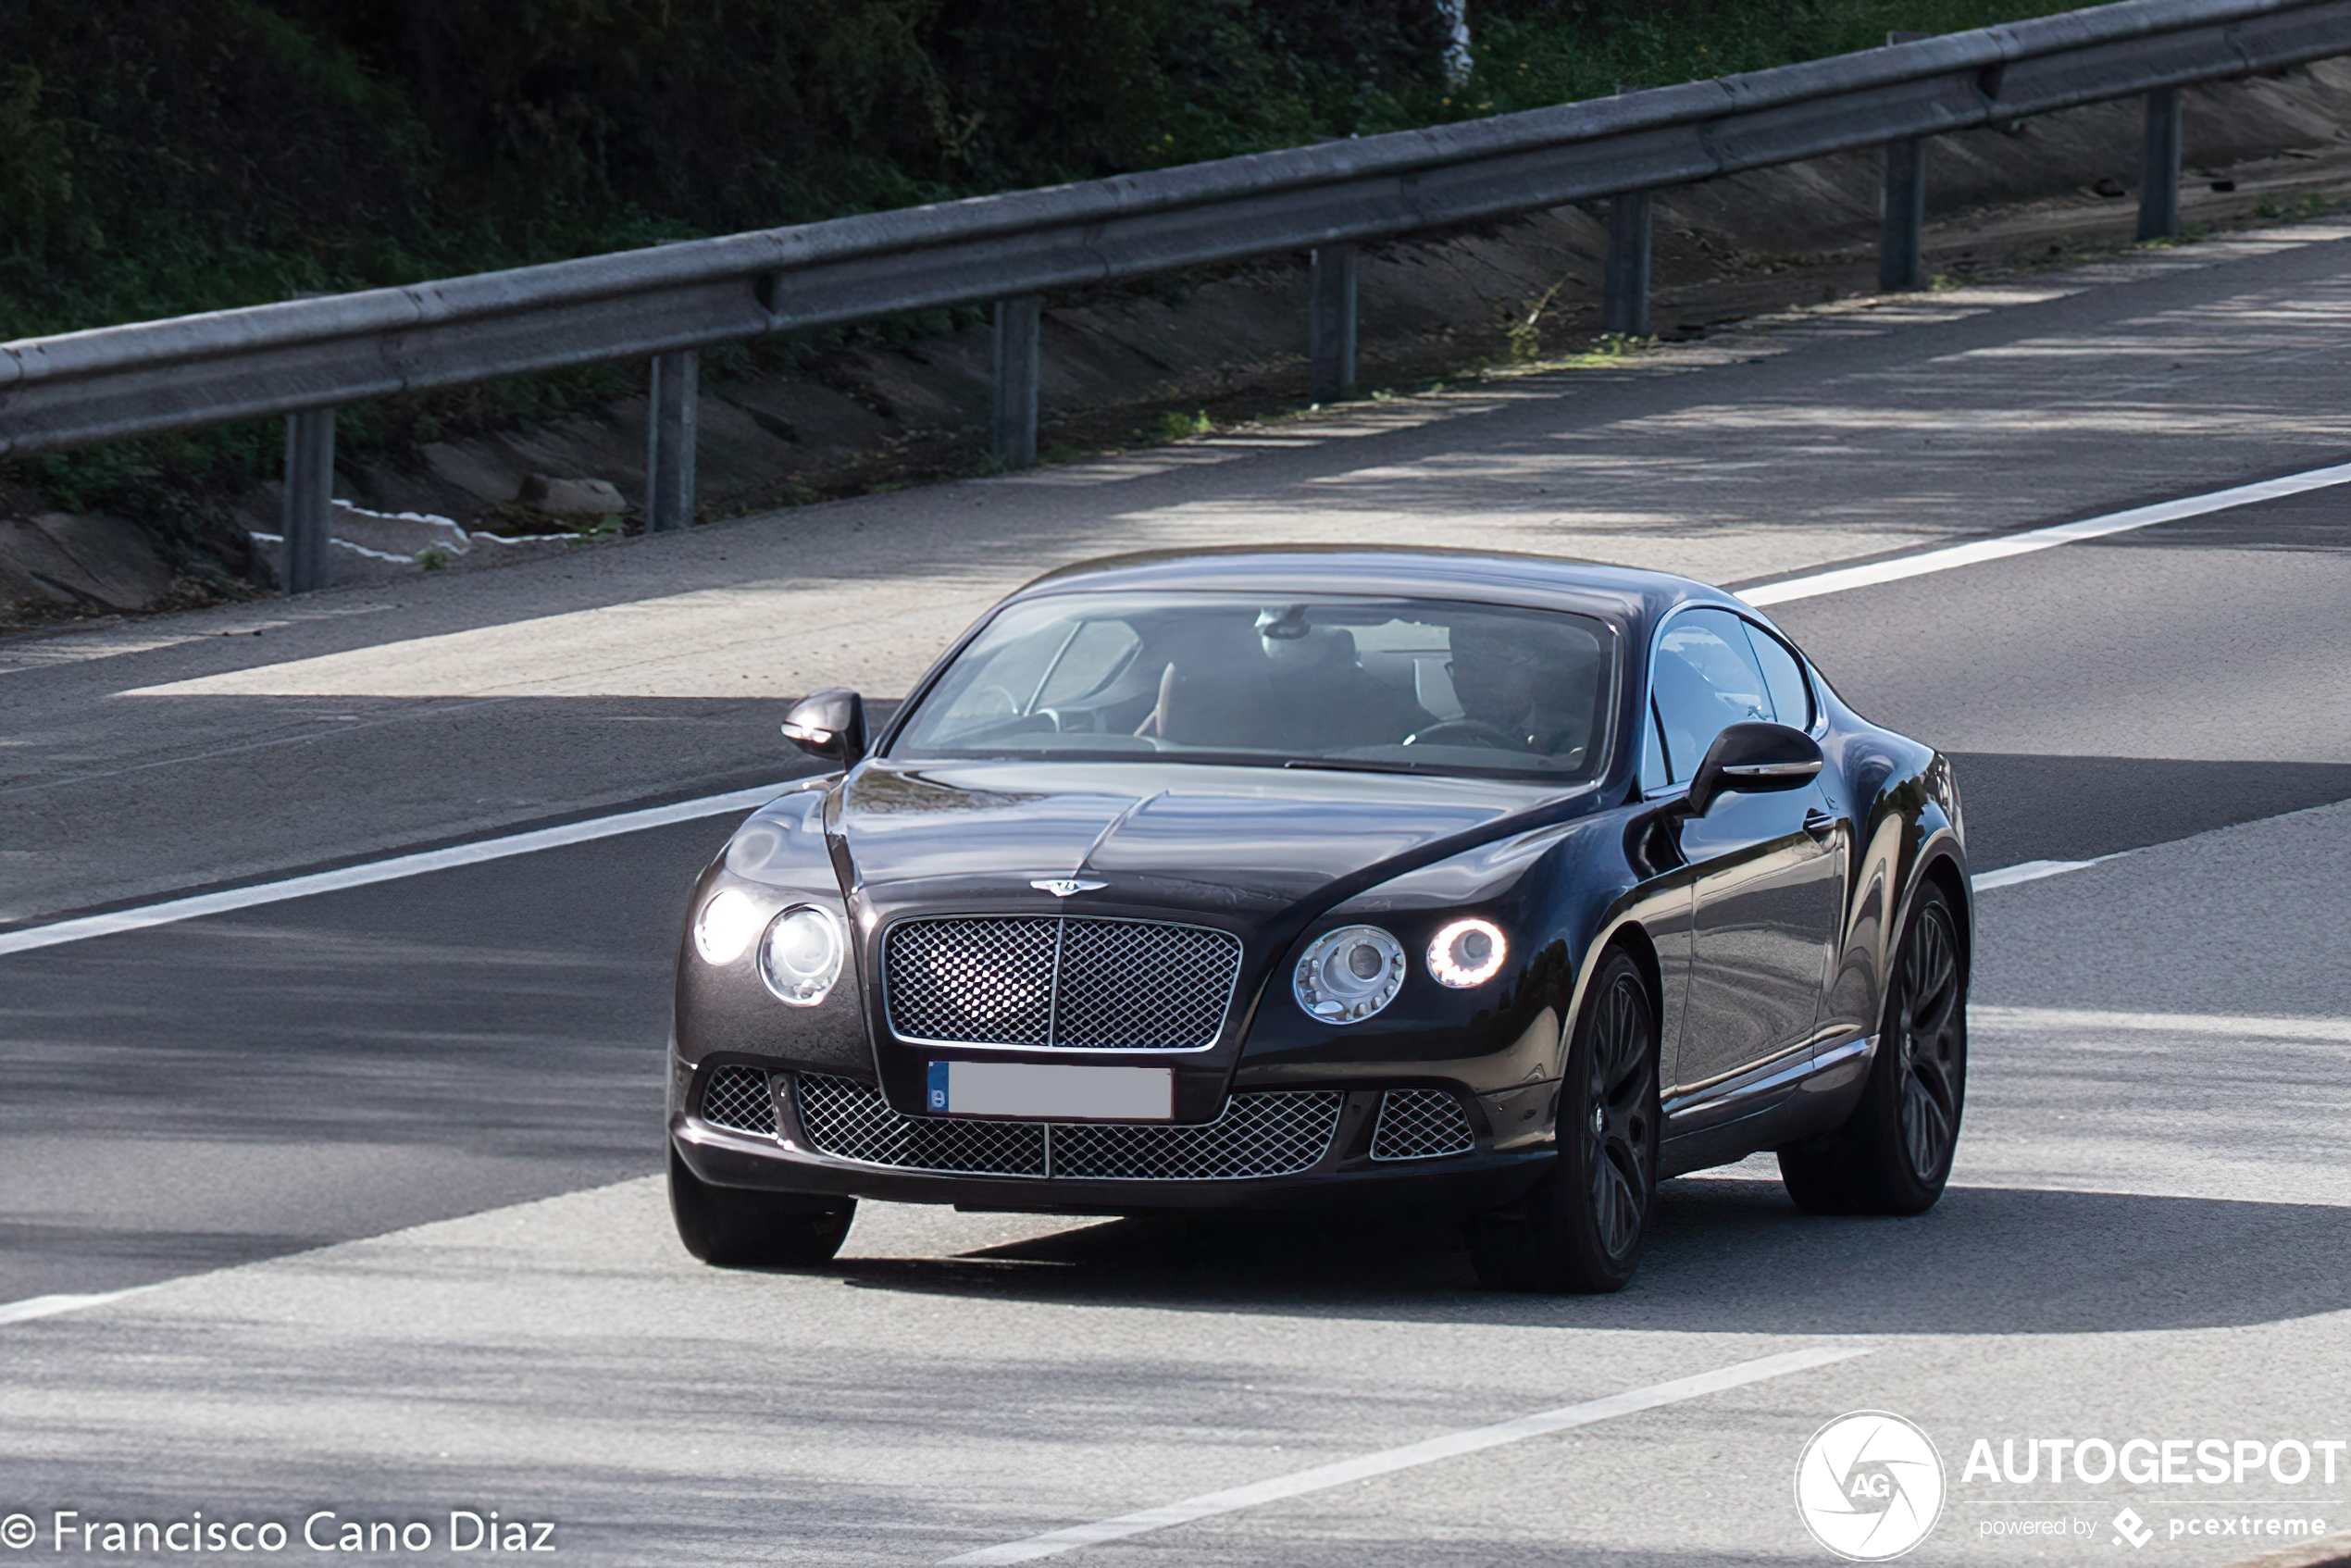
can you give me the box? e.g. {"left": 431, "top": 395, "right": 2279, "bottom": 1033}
{"left": 693, "top": 888, "right": 763, "bottom": 965}
{"left": 759, "top": 904, "right": 846, "bottom": 1006}
{"left": 1427, "top": 916, "right": 1508, "bottom": 988}
{"left": 1294, "top": 924, "right": 1406, "bottom": 1025}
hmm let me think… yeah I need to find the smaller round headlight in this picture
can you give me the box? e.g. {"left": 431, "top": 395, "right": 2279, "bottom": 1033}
{"left": 1427, "top": 917, "right": 1508, "bottom": 989}
{"left": 1294, "top": 925, "right": 1406, "bottom": 1025}
{"left": 693, "top": 888, "right": 763, "bottom": 965}
{"left": 760, "top": 904, "right": 846, "bottom": 1007}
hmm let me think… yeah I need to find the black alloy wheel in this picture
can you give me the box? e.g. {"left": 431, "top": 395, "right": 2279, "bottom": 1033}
{"left": 669, "top": 1145, "right": 857, "bottom": 1268}
{"left": 1585, "top": 965, "right": 1658, "bottom": 1263}
{"left": 1779, "top": 881, "right": 1968, "bottom": 1215}
{"left": 1470, "top": 948, "right": 1660, "bottom": 1293}
{"left": 1893, "top": 893, "right": 1966, "bottom": 1183}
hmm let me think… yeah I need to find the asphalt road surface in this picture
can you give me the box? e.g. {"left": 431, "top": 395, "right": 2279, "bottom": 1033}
{"left": 5, "top": 225, "right": 2351, "bottom": 1567}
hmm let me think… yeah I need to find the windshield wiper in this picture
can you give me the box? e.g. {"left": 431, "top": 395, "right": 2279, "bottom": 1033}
{"left": 1278, "top": 756, "right": 1440, "bottom": 775}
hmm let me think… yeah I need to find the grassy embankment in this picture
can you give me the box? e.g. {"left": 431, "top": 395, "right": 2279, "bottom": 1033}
{"left": 0, "top": 0, "right": 2079, "bottom": 588}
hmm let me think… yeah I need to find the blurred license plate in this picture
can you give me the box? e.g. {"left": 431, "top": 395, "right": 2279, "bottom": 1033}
{"left": 927, "top": 1062, "right": 1172, "bottom": 1121}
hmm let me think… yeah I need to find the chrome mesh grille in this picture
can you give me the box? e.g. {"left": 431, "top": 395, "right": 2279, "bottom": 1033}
{"left": 1049, "top": 918, "right": 1242, "bottom": 1049}
{"left": 700, "top": 1065, "right": 777, "bottom": 1136}
{"left": 886, "top": 916, "right": 1057, "bottom": 1047}
{"left": 791, "top": 1074, "right": 1339, "bottom": 1179}
{"left": 1369, "top": 1088, "right": 1476, "bottom": 1162}
{"left": 883, "top": 915, "right": 1242, "bottom": 1050}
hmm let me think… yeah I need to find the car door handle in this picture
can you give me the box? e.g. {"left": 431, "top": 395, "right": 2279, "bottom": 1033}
{"left": 1802, "top": 808, "right": 1840, "bottom": 843}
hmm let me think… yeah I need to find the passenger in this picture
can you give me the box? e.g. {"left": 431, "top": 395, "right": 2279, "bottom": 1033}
{"left": 1134, "top": 616, "right": 1277, "bottom": 746}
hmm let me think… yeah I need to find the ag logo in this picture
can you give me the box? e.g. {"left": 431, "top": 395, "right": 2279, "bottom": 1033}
{"left": 1794, "top": 1411, "right": 1946, "bottom": 1561}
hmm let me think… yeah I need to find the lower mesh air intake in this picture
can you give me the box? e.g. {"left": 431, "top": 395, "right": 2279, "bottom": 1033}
{"left": 792, "top": 1073, "right": 1340, "bottom": 1179}
{"left": 699, "top": 1064, "right": 778, "bottom": 1136}
{"left": 1368, "top": 1088, "right": 1476, "bottom": 1161}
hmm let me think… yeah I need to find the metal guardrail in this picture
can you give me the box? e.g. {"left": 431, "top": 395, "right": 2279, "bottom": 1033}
{"left": 3, "top": 0, "right": 2347, "bottom": 589}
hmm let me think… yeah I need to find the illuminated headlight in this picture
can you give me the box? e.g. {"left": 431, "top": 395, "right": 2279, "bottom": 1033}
{"left": 1294, "top": 925, "right": 1406, "bottom": 1025}
{"left": 1427, "top": 917, "right": 1508, "bottom": 989}
{"left": 692, "top": 888, "right": 763, "bottom": 965}
{"left": 760, "top": 904, "right": 847, "bottom": 1006}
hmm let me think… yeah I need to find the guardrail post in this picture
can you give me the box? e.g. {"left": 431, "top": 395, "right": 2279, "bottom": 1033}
{"left": 2139, "top": 86, "right": 2183, "bottom": 241}
{"left": 645, "top": 350, "right": 700, "bottom": 531}
{"left": 1602, "top": 192, "right": 1654, "bottom": 337}
{"left": 1879, "top": 136, "right": 1929, "bottom": 292}
{"left": 1309, "top": 243, "right": 1359, "bottom": 401}
{"left": 991, "top": 295, "right": 1042, "bottom": 468}
{"left": 280, "top": 406, "right": 335, "bottom": 594}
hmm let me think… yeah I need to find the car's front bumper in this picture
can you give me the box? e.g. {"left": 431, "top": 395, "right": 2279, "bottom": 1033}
{"left": 670, "top": 1068, "right": 1557, "bottom": 1216}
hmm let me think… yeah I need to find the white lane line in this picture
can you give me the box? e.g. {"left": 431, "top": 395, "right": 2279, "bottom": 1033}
{"left": 1971, "top": 857, "right": 2108, "bottom": 891}
{"left": 1973, "top": 1005, "right": 2351, "bottom": 1043}
{"left": 0, "top": 782, "right": 796, "bottom": 958}
{"left": 0, "top": 796, "right": 2086, "bottom": 957}
{"left": 939, "top": 1345, "right": 1869, "bottom": 1565}
{"left": 1969, "top": 786, "right": 2351, "bottom": 897}
{"left": 0, "top": 1177, "right": 653, "bottom": 1333}
{"left": 1740, "top": 459, "right": 2351, "bottom": 606}
{"left": 14, "top": 462, "right": 2345, "bottom": 958}
{"left": 0, "top": 1289, "right": 144, "bottom": 1327}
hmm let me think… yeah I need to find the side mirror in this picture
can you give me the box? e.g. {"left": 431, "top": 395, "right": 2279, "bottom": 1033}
{"left": 1686, "top": 721, "right": 1822, "bottom": 817}
{"left": 781, "top": 688, "right": 867, "bottom": 766}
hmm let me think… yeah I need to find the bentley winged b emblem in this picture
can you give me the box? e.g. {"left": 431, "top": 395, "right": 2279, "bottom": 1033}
{"left": 1031, "top": 877, "right": 1106, "bottom": 898}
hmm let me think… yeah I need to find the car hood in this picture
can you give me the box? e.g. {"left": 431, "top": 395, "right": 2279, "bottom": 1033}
{"left": 833, "top": 757, "right": 1570, "bottom": 919}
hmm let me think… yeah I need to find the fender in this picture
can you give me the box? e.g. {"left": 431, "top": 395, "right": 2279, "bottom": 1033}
{"left": 1551, "top": 868, "right": 1696, "bottom": 1089}
{"left": 1886, "top": 819, "right": 1972, "bottom": 990}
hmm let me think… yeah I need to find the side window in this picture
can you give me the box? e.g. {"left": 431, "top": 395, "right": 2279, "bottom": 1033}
{"left": 1740, "top": 621, "right": 1813, "bottom": 730}
{"left": 1638, "top": 700, "right": 1670, "bottom": 793}
{"left": 1651, "top": 608, "right": 1772, "bottom": 784}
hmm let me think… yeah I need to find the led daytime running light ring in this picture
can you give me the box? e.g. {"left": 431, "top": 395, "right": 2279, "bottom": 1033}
{"left": 1427, "top": 916, "right": 1507, "bottom": 988}
{"left": 693, "top": 888, "right": 763, "bottom": 965}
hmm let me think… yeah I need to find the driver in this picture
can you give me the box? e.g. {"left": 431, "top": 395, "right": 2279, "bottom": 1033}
{"left": 1440, "top": 619, "right": 1591, "bottom": 756}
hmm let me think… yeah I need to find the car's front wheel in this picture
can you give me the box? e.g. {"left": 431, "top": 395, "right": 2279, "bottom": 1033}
{"left": 668, "top": 1145, "right": 856, "bottom": 1268}
{"left": 1469, "top": 947, "right": 1660, "bottom": 1293}
{"left": 1778, "top": 880, "right": 1967, "bottom": 1215}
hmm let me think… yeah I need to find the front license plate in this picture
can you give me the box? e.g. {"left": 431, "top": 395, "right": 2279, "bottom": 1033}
{"left": 927, "top": 1062, "right": 1173, "bottom": 1122}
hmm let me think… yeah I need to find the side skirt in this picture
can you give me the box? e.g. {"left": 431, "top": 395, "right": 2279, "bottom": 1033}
{"left": 1658, "top": 1035, "right": 1873, "bottom": 1178}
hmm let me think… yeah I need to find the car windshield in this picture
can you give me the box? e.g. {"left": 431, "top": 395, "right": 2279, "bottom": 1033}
{"left": 888, "top": 591, "right": 1617, "bottom": 781}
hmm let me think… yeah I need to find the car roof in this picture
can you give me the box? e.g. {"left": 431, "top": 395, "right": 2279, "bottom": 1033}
{"left": 1008, "top": 545, "right": 1746, "bottom": 625}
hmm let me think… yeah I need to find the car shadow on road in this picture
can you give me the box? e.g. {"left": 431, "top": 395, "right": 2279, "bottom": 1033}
{"left": 831, "top": 1176, "right": 2351, "bottom": 1334}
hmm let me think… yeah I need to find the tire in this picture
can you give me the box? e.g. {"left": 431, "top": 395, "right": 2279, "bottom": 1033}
{"left": 1469, "top": 948, "right": 1661, "bottom": 1293}
{"left": 1779, "top": 880, "right": 1967, "bottom": 1216}
{"left": 668, "top": 1144, "right": 856, "bottom": 1268}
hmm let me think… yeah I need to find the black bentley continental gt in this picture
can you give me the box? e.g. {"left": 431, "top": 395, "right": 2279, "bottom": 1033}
{"left": 667, "top": 548, "right": 1971, "bottom": 1292}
